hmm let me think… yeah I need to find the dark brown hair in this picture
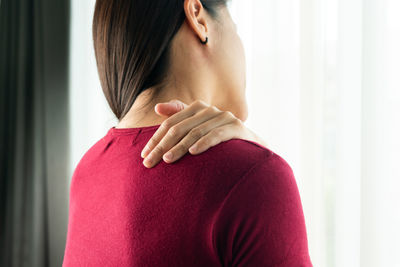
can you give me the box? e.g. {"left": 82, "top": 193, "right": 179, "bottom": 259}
{"left": 92, "top": 0, "right": 228, "bottom": 120}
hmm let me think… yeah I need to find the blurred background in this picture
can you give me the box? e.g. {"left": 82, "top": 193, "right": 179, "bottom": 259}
{"left": 1, "top": 0, "right": 399, "bottom": 266}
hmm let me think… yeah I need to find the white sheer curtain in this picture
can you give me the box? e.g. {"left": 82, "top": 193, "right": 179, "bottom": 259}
{"left": 69, "top": 1, "right": 400, "bottom": 266}
{"left": 229, "top": 0, "right": 400, "bottom": 266}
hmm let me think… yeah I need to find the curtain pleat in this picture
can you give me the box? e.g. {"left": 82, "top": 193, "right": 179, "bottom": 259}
{"left": 0, "top": 0, "right": 70, "bottom": 266}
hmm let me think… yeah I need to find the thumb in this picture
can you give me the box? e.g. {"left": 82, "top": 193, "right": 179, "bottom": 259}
{"left": 154, "top": 99, "right": 188, "bottom": 117}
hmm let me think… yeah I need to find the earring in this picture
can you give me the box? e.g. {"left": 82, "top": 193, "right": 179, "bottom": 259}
{"left": 200, "top": 36, "right": 208, "bottom": 45}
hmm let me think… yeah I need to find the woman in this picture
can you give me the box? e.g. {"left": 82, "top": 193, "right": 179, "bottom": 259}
{"left": 62, "top": 0, "right": 313, "bottom": 266}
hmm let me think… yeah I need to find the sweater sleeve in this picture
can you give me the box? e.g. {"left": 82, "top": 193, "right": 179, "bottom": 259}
{"left": 212, "top": 154, "right": 313, "bottom": 267}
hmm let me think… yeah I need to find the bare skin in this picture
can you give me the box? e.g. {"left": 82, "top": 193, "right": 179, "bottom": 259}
{"left": 115, "top": 0, "right": 267, "bottom": 168}
{"left": 140, "top": 99, "right": 268, "bottom": 168}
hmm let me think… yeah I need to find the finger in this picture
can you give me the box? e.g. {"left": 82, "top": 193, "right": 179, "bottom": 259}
{"left": 163, "top": 111, "right": 240, "bottom": 162}
{"left": 143, "top": 106, "right": 221, "bottom": 167}
{"left": 189, "top": 124, "right": 240, "bottom": 155}
{"left": 141, "top": 100, "right": 210, "bottom": 162}
{"left": 187, "top": 111, "right": 240, "bottom": 154}
{"left": 155, "top": 99, "right": 188, "bottom": 117}
{"left": 141, "top": 100, "right": 209, "bottom": 159}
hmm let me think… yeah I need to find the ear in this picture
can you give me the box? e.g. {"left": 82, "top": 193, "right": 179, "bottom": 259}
{"left": 183, "top": 0, "right": 208, "bottom": 44}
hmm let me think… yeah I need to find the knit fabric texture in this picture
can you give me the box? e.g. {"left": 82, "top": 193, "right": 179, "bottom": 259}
{"left": 62, "top": 125, "right": 313, "bottom": 267}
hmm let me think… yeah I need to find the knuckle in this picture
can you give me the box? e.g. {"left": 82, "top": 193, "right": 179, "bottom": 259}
{"left": 197, "top": 138, "right": 207, "bottom": 148}
{"left": 233, "top": 117, "right": 242, "bottom": 126}
{"left": 153, "top": 144, "right": 165, "bottom": 154}
{"left": 168, "top": 126, "right": 180, "bottom": 137}
{"left": 223, "top": 110, "right": 234, "bottom": 119}
{"left": 162, "top": 119, "right": 172, "bottom": 129}
{"left": 195, "top": 99, "right": 205, "bottom": 106}
{"left": 175, "top": 143, "right": 187, "bottom": 154}
{"left": 197, "top": 136, "right": 212, "bottom": 147}
{"left": 190, "top": 127, "right": 204, "bottom": 140}
{"left": 208, "top": 106, "right": 220, "bottom": 113}
{"left": 213, "top": 128, "right": 224, "bottom": 138}
{"left": 194, "top": 99, "right": 208, "bottom": 108}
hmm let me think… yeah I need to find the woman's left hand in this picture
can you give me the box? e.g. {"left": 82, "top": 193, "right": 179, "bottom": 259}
{"left": 141, "top": 99, "right": 268, "bottom": 168}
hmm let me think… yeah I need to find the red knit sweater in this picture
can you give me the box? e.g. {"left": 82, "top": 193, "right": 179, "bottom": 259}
{"left": 62, "top": 125, "right": 313, "bottom": 266}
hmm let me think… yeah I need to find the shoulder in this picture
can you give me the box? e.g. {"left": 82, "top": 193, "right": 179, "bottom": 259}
{"left": 209, "top": 141, "right": 312, "bottom": 266}
{"left": 184, "top": 138, "right": 277, "bottom": 177}
{"left": 183, "top": 137, "right": 292, "bottom": 185}
{"left": 213, "top": 139, "right": 298, "bottom": 211}
{"left": 69, "top": 135, "right": 109, "bottom": 179}
{"left": 176, "top": 138, "right": 296, "bottom": 205}
{"left": 215, "top": 139, "right": 299, "bottom": 217}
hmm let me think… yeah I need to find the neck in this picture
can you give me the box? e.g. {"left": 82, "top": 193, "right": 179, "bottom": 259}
{"left": 116, "top": 76, "right": 218, "bottom": 128}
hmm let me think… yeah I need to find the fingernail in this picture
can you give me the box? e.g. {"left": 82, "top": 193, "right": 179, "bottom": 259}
{"left": 189, "top": 145, "right": 197, "bottom": 153}
{"left": 143, "top": 157, "right": 153, "bottom": 168}
{"left": 141, "top": 147, "right": 150, "bottom": 158}
{"left": 163, "top": 152, "right": 173, "bottom": 161}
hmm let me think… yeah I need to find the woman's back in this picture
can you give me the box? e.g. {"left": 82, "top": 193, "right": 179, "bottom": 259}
{"left": 62, "top": 125, "right": 312, "bottom": 267}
